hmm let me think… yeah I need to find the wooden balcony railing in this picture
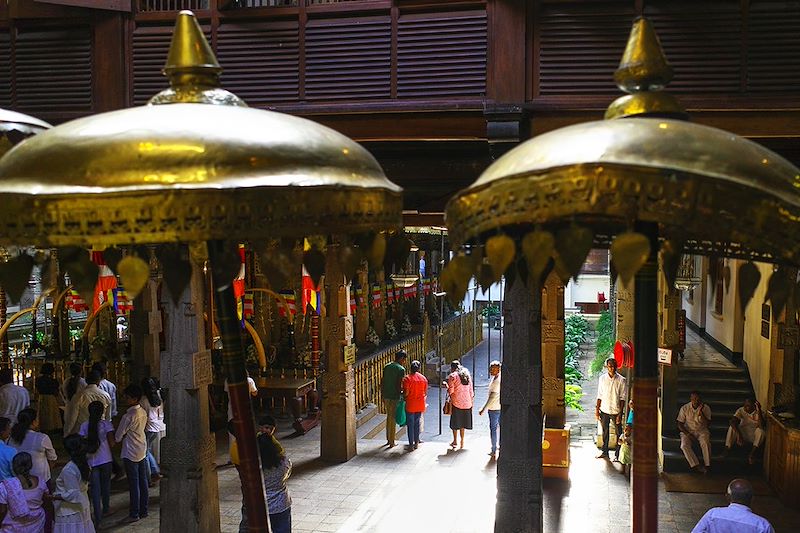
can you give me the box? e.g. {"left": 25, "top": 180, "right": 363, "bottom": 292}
{"left": 0, "top": 358, "right": 131, "bottom": 398}
{"left": 353, "top": 311, "right": 482, "bottom": 413}
{"left": 137, "top": 0, "right": 209, "bottom": 12}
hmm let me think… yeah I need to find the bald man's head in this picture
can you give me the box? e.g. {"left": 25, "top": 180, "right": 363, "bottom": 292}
{"left": 726, "top": 479, "right": 754, "bottom": 506}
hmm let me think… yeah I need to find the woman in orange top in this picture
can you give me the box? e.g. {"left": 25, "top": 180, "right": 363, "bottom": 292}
{"left": 402, "top": 361, "right": 428, "bottom": 450}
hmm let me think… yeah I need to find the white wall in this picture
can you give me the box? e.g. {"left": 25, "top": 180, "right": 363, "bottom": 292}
{"left": 704, "top": 258, "right": 742, "bottom": 353}
{"left": 564, "top": 274, "right": 610, "bottom": 308}
{"left": 742, "top": 261, "right": 774, "bottom": 406}
{"left": 682, "top": 255, "right": 706, "bottom": 329}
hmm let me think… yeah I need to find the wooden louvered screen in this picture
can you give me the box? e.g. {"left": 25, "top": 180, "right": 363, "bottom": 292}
{"left": 13, "top": 26, "right": 93, "bottom": 114}
{"left": 0, "top": 30, "right": 11, "bottom": 108}
{"left": 304, "top": 16, "right": 391, "bottom": 101}
{"left": 217, "top": 22, "right": 300, "bottom": 105}
{"left": 132, "top": 25, "right": 211, "bottom": 105}
{"left": 644, "top": 1, "right": 741, "bottom": 93}
{"left": 397, "top": 10, "right": 487, "bottom": 98}
{"left": 747, "top": 1, "right": 800, "bottom": 93}
{"left": 535, "top": 2, "right": 634, "bottom": 96}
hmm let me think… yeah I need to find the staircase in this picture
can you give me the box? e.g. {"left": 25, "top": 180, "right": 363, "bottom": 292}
{"left": 356, "top": 403, "right": 407, "bottom": 442}
{"left": 662, "top": 365, "right": 759, "bottom": 473}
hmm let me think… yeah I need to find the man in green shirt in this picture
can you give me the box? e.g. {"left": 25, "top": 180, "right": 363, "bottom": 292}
{"left": 381, "top": 350, "right": 407, "bottom": 447}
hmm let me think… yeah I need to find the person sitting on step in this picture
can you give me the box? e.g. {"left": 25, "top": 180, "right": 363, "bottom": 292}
{"left": 722, "top": 397, "right": 765, "bottom": 465}
{"left": 677, "top": 391, "right": 712, "bottom": 474}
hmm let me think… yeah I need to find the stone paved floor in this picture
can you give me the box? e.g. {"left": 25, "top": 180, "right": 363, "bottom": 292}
{"left": 678, "top": 328, "right": 735, "bottom": 369}
{"left": 94, "top": 325, "right": 799, "bottom": 532}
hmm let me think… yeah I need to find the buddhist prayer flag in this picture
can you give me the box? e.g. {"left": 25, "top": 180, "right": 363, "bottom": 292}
{"left": 233, "top": 244, "right": 246, "bottom": 302}
{"left": 65, "top": 290, "right": 88, "bottom": 313}
{"left": 301, "top": 266, "right": 321, "bottom": 315}
{"left": 386, "top": 282, "right": 395, "bottom": 305}
{"left": 278, "top": 290, "right": 297, "bottom": 317}
{"left": 350, "top": 294, "right": 357, "bottom": 315}
{"left": 113, "top": 287, "right": 133, "bottom": 315}
{"left": 92, "top": 251, "right": 118, "bottom": 313}
{"left": 423, "top": 278, "right": 431, "bottom": 296}
{"left": 372, "top": 284, "right": 382, "bottom": 308}
{"left": 242, "top": 291, "right": 254, "bottom": 319}
{"left": 404, "top": 284, "right": 417, "bottom": 299}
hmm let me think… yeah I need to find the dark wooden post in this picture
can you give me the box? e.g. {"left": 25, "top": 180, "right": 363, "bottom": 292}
{"left": 495, "top": 277, "right": 543, "bottom": 532}
{"left": 209, "top": 241, "right": 270, "bottom": 533}
{"left": 632, "top": 222, "right": 659, "bottom": 533}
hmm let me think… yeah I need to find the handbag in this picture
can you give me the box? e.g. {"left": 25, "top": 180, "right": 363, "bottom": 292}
{"left": 395, "top": 398, "right": 407, "bottom": 427}
{"left": 443, "top": 396, "right": 453, "bottom": 415}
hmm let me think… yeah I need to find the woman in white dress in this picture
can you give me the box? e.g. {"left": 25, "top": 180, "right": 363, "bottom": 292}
{"left": 9, "top": 409, "right": 57, "bottom": 488}
{"left": 51, "top": 435, "right": 94, "bottom": 533}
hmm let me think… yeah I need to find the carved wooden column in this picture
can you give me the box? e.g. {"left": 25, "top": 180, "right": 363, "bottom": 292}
{"left": 660, "top": 269, "right": 682, "bottom": 432}
{"left": 632, "top": 223, "right": 659, "bottom": 533}
{"left": 0, "top": 286, "right": 6, "bottom": 361}
{"left": 130, "top": 277, "right": 162, "bottom": 383}
{"left": 374, "top": 268, "right": 386, "bottom": 338}
{"left": 321, "top": 241, "right": 357, "bottom": 462}
{"left": 541, "top": 272, "right": 565, "bottom": 428}
{"left": 355, "top": 262, "right": 368, "bottom": 345}
{"left": 495, "top": 278, "right": 543, "bottom": 532}
{"left": 159, "top": 260, "right": 220, "bottom": 533}
{"left": 615, "top": 278, "right": 635, "bottom": 344}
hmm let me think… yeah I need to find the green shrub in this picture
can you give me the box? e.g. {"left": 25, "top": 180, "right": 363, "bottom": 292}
{"left": 591, "top": 310, "right": 614, "bottom": 376}
{"left": 565, "top": 384, "right": 583, "bottom": 411}
{"left": 564, "top": 314, "right": 589, "bottom": 386}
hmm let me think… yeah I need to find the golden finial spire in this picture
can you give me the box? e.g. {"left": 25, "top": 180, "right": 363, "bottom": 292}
{"left": 605, "top": 17, "right": 685, "bottom": 120}
{"left": 150, "top": 10, "right": 245, "bottom": 106}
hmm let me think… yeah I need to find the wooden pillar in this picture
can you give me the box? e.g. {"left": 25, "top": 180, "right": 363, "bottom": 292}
{"left": 632, "top": 223, "right": 659, "bottom": 533}
{"left": 541, "top": 272, "right": 565, "bottom": 428}
{"left": 660, "top": 266, "right": 681, "bottom": 433}
{"left": 615, "top": 278, "right": 635, "bottom": 344}
{"left": 159, "top": 260, "right": 220, "bottom": 533}
{"left": 495, "top": 278, "right": 543, "bottom": 532}
{"left": 321, "top": 240, "right": 357, "bottom": 462}
{"left": 0, "top": 286, "right": 7, "bottom": 361}
{"left": 374, "top": 268, "right": 386, "bottom": 338}
{"left": 130, "top": 278, "right": 162, "bottom": 383}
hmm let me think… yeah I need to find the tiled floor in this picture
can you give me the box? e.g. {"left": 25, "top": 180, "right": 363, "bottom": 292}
{"left": 95, "top": 326, "right": 799, "bottom": 532}
{"left": 678, "top": 328, "right": 735, "bottom": 369}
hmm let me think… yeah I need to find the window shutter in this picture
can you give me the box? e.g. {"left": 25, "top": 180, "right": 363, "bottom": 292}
{"left": 13, "top": 26, "right": 93, "bottom": 114}
{"left": 217, "top": 21, "right": 300, "bottom": 105}
{"left": 0, "top": 30, "right": 10, "bottom": 108}
{"left": 305, "top": 15, "right": 391, "bottom": 101}
{"left": 397, "top": 10, "right": 487, "bottom": 98}
{"left": 747, "top": 1, "right": 800, "bottom": 93}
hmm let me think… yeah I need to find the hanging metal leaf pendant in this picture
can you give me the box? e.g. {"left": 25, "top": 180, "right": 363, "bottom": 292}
{"left": 554, "top": 226, "right": 594, "bottom": 282}
{"left": 117, "top": 256, "right": 150, "bottom": 300}
{"left": 103, "top": 247, "right": 124, "bottom": 273}
{"left": 304, "top": 248, "right": 326, "bottom": 287}
{"left": 440, "top": 255, "right": 473, "bottom": 305}
{"left": 157, "top": 245, "right": 192, "bottom": 304}
{"left": 766, "top": 267, "right": 792, "bottom": 318}
{"left": 737, "top": 261, "right": 761, "bottom": 314}
{"left": 365, "top": 233, "right": 387, "bottom": 268}
{"left": 521, "top": 231, "right": 555, "bottom": 286}
{"left": 485, "top": 235, "right": 516, "bottom": 282}
{"left": 723, "top": 265, "right": 731, "bottom": 293}
{"left": 477, "top": 263, "right": 494, "bottom": 293}
{"left": 338, "top": 245, "right": 363, "bottom": 282}
{"left": 611, "top": 232, "right": 651, "bottom": 286}
{"left": 0, "top": 254, "right": 34, "bottom": 304}
{"left": 661, "top": 239, "right": 683, "bottom": 289}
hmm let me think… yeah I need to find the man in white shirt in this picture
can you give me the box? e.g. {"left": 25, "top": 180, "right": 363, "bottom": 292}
{"left": 479, "top": 360, "right": 502, "bottom": 459}
{"left": 677, "top": 390, "right": 713, "bottom": 473}
{"left": 115, "top": 384, "right": 149, "bottom": 523}
{"left": 64, "top": 370, "right": 112, "bottom": 435}
{"left": 723, "top": 397, "right": 765, "bottom": 465}
{"left": 92, "top": 362, "right": 118, "bottom": 418}
{"left": 595, "top": 358, "right": 626, "bottom": 460}
{"left": 0, "top": 368, "right": 30, "bottom": 424}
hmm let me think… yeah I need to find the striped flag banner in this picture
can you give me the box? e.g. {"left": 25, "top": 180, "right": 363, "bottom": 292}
{"left": 66, "top": 290, "right": 88, "bottom": 313}
{"left": 242, "top": 291, "right": 254, "bottom": 319}
{"left": 278, "top": 290, "right": 297, "bottom": 317}
{"left": 404, "top": 284, "right": 417, "bottom": 299}
{"left": 349, "top": 294, "right": 357, "bottom": 315}
{"left": 423, "top": 278, "right": 431, "bottom": 296}
{"left": 372, "top": 284, "right": 382, "bottom": 308}
{"left": 386, "top": 283, "right": 395, "bottom": 305}
{"left": 113, "top": 287, "right": 134, "bottom": 315}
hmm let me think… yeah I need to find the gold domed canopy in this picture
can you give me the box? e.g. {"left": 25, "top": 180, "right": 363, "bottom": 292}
{"left": 0, "top": 11, "right": 401, "bottom": 247}
{"left": 0, "top": 109, "right": 51, "bottom": 155}
{"left": 446, "top": 18, "right": 800, "bottom": 266}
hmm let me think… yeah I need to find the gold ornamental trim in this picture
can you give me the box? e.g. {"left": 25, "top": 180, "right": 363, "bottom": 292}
{"left": 0, "top": 187, "right": 402, "bottom": 247}
{"left": 446, "top": 162, "right": 800, "bottom": 265}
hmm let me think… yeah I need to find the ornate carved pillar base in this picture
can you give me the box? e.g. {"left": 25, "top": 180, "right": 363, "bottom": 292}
{"left": 541, "top": 272, "right": 565, "bottom": 428}
{"left": 495, "top": 278, "right": 543, "bottom": 533}
{"left": 321, "top": 242, "right": 357, "bottom": 463}
{"left": 159, "top": 262, "right": 220, "bottom": 533}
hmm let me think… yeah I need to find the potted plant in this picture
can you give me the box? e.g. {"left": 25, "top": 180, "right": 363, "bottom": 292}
{"left": 481, "top": 304, "right": 501, "bottom": 329}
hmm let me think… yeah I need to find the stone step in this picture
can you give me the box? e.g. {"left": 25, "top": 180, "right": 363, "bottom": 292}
{"left": 359, "top": 412, "right": 407, "bottom": 442}
{"left": 678, "top": 367, "right": 748, "bottom": 379}
{"left": 356, "top": 403, "right": 378, "bottom": 429}
{"left": 663, "top": 449, "right": 763, "bottom": 474}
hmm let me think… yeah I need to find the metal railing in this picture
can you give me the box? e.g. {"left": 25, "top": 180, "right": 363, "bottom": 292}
{"left": 137, "top": 0, "right": 209, "bottom": 12}
{"left": 353, "top": 311, "right": 482, "bottom": 412}
{"left": 0, "top": 358, "right": 130, "bottom": 399}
